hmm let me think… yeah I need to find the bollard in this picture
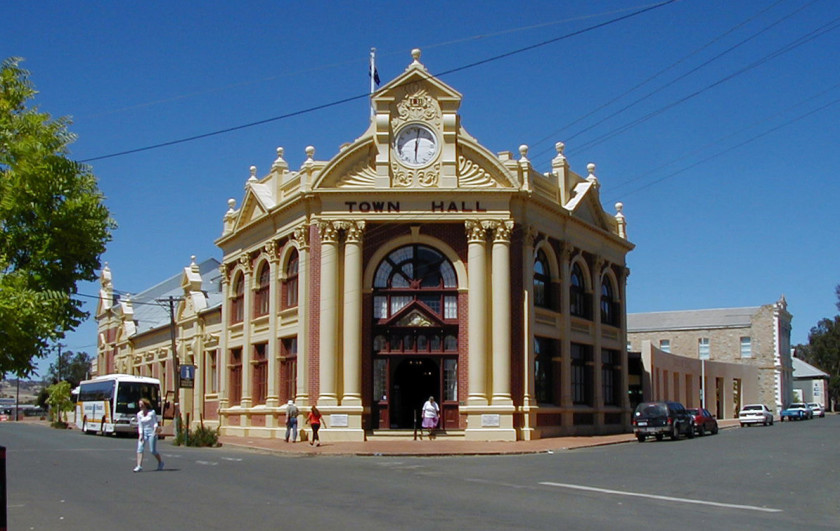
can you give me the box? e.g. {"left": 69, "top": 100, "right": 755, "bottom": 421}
{"left": 1, "top": 445, "right": 6, "bottom": 531}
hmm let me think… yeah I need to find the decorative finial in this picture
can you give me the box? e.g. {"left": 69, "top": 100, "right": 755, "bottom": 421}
{"left": 586, "top": 163, "right": 599, "bottom": 188}
{"left": 519, "top": 144, "right": 529, "bottom": 160}
{"left": 615, "top": 202, "right": 623, "bottom": 213}
{"left": 555, "top": 142, "right": 565, "bottom": 155}
{"left": 411, "top": 48, "right": 421, "bottom": 63}
{"left": 305, "top": 146, "right": 315, "bottom": 161}
{"left": 248, "top": 165, "right": 258, "bottom": 182}
{"left": 272, "top": 147, "right": 288, "bottom": 173}
{"left": 227, "top": 198, "right": 236, "bottom": 211}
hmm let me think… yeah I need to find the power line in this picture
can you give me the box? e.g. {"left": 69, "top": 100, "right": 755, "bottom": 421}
{"left": 78, "top": 0, "right": 677, "bottom": 164}
{"left": 563, "top": 10, "right": 840, "bottom": 159}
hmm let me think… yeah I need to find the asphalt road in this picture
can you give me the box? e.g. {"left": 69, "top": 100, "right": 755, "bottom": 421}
{"left": 3, "top": 415, "right": 838, "bottom": 530}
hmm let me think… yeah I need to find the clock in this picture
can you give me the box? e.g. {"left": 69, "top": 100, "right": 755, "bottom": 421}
{"left": 394, "top": 123, "right": 439, "bottom": 167}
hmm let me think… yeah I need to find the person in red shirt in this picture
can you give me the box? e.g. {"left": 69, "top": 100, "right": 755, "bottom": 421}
{"left": 306, "top": 405, "right": 326, "bottom": 446}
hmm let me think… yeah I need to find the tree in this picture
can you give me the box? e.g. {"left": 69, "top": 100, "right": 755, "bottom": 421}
{"left": 0, "top": 58, "right": 114, "bottom": 376}
{"left": 796, "top": 284, "right": 840, "bottom": 409}
{"left": 47, "top": 349, "right": 92, "bottom": 388}
{"left": 45, "top": 380, "right": 72, "bottom": 425}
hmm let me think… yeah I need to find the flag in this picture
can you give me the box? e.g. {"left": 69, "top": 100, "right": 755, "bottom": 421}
{"left": 369, "top": 47, "right": 380, "bottom": 88}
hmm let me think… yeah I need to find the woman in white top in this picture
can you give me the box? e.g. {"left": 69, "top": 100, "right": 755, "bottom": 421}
{"left": 134, "top": 398, "right": 164, "bottom": 472}
{"left": 421, "top": 396, "right": 440, "bottom": 437}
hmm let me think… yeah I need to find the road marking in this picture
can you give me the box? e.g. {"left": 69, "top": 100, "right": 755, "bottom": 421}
{"left": 539, "top": 482, "right": 783, "bottom": 513}
{"left": 196, "top": 460, "right": 218, "bottom": 466}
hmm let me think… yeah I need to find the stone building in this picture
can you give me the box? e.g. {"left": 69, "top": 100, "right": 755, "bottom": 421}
{"left": 97, "top": 49, "right": 634, "bottom": 442}
{"left": 627, "top": 296, "right": 793, "bottom": 414}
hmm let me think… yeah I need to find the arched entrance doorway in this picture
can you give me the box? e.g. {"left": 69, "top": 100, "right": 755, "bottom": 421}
{"left": 391, "top": 358, "right": 438, "bottom": 429}
{"left": 370, "top": 244, "right": 460, "bottom": 430}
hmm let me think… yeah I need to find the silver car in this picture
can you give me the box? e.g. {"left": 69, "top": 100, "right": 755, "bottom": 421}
{"left": 807, "top": 402, "right": 825, "bottom": 418}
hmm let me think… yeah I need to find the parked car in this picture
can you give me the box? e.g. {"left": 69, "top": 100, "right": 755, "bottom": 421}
{"left": 807, "top": 403, "right": 825, "bottom": 418}
{"left": 780, "top": 403, "right": 812, "bottom": 421}
{"left": 686, "top": 407, "right": 719, "bottom": 436}
{"left": 739, "top": 404, "right": 774, "bottom": 426}
{"left": 632, "top": 401, "right": 695, "bottom": 442}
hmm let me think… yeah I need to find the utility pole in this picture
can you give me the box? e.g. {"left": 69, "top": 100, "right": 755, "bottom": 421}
{"left": 56, "top": 342, "right": 63, "bottom": 382}
{"left": 158, "top": 296, "right": 182, "bottom": 435}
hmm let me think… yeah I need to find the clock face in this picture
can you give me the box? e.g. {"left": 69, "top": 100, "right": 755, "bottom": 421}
{"left": 394, "top": 124, "right": 438, "bottom": 167}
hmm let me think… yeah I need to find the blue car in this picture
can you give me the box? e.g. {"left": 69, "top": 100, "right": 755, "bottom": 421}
{"left": 780, "top": 403, "right": 812, "bottom": 421}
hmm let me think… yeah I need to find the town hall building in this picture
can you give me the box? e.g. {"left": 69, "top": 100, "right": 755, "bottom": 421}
{"left": 97, "top": 49, "right": 634, "bottom": 441}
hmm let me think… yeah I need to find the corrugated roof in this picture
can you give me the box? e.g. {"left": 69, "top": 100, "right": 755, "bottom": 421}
{"left": 792, "top": 356, "right": 829, "bottom": 379}
{"left": 627, "top": 307, "right": 760, "bottom": 332}
{"left": 122, "top": 258, "right": 222, "bottom": 335}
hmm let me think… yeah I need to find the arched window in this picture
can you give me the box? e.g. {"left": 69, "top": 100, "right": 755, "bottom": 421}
{"left": 569, "top": 263, "right": 589, "bottom": 319}
{"left": 534, "top": 249, "right": 551, "bottom": 309}
{"left": 372, "top": 245, "right": 458, "bottom": 354}
{"left": 254, "top": 262, "right": 270, "bottom": 317}
{"left": 230, "top": 274, "right": 244, "bottom": 324}
{"left": 283, "top": 250, "right": 299, "bottom": 308}
{"left": 600, "top": 277, "right": 618, "bottom": 326}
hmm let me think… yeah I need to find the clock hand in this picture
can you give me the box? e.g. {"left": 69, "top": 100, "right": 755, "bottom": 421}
{"left": 414, "top": 129, "right": 420, "bottom": 162}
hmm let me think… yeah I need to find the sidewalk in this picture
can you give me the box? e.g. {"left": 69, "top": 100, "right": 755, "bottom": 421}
{"left": 217, "top": 419, "right": 742, "bottom": 457}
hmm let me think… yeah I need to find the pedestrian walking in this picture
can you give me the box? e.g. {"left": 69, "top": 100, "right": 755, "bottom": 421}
{"left": 134, "top": 398, "right": 164, "bottom": 472}
{"left": 306, "top": 405, "right": 326, "bottom": 446}
{"left": 285, "top": 399, "right": 299, "bottom": 442}
{"left": 421, "top": 396, "right": 440, "bottom": 438}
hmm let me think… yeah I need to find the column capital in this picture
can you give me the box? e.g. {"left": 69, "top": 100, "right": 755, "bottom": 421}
{"left": 492, "top": 220, "right": 514, "bottom": 243}
{"left": 524, "top": 225, "right": 538, "bottom": 249}
{"left": 293, "top": 223, "right": 310, "bottom": 250}
{"left": 342, "top": 220, "right": 366, "bottom": 243}
{"left": 263, "top": 240, "right": 279, "bottom": 262}
{"left": 465, "top": 220, "right": 490, "bottom": 243}
{"left": 560, "top": 241, "right": 574, "bottom": 262}
{"left": 318, "top": 220, "right": 340, "bottom": 244}
{"left": 238, "top": 253, "right": 252, "bottom": 274}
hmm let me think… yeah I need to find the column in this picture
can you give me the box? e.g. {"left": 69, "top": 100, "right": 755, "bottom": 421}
{"left": 619, "top": 267, "right": 631, "bottom": 429}
{"left": 592, "top": 257, "right": 605, "bottom": 429}
{"left": 318, "top": 221, "right": 340, "bottom": 406}
{"left": 560, "top": 244, "right": 573, "bottom": 430}
{"left": 491, "top": 221, "right": 513, "bottom": 405}
{"left": 265, "top": 241, "right": 280, "bottom": 413}
{"left": 294, "top": 225, "right": 310, "bottom": 405}
{"left": 218, "top": 266, "right": 230, "bottom": 413}
{"left": 239, "top": 254, "right": 253, "bottom": 410}
{"left": 521, "top": 227, "right": 537, "bottom": 439}
{"left": 342, "top": 221, "right": 365, "bottom": 406}
{"left": 466, "top": 220, "right": 489, "bottom": 406}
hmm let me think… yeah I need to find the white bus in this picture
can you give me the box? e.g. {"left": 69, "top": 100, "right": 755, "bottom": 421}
{"left": 74, "top": 374, "right": 161, "bottom": 435}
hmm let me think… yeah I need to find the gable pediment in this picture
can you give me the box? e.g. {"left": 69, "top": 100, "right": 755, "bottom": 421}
{"left": 233, "top": 183, "right": 273, "bottom": 230}
{"left": 382, "top": 300, "right": 446, "bottom": 328}
{"left": 566, "top": 181, "right": 615, "bottom": 233}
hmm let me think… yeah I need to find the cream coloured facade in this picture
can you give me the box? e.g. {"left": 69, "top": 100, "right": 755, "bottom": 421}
{"left": 627, "top": 296, "right": 794, "bottom": 415}
{"left": 97, "top": 50, "right": 634, "bottom": 442}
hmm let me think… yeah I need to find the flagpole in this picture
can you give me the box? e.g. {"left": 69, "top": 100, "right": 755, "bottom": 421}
{"left": 370, "top": 47, "right": 376, "bottom": 118}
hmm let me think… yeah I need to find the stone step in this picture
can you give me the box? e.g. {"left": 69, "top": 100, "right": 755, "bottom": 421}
{"left": 366, "top": 429, "right": 465, "bottom": 441}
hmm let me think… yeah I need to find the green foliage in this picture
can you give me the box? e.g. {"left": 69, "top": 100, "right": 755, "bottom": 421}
{"left": 797, "top": 285, "right": 840, "bottom": 409}
{"left": 47, "top": 349, "right": 92, "bottom": 387}
{"left": 45, "top": 380, "right": 73, "bottom": 424}
{"left": 0, "top": 57, "right": 115, "bottom": 376}
{"left": 173, "top": 415, "right": 221, "bottom": 447}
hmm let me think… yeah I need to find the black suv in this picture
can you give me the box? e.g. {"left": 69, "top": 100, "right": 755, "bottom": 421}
{"left": 632, "top": 401, "right": 695, "bottom": 442}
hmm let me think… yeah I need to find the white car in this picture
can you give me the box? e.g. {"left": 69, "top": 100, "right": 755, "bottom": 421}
{"left": 738, "top": 404, "right": 774, "bottom": 426}
{"left": 807, "top": 403, "right": 825, "bottom": 418}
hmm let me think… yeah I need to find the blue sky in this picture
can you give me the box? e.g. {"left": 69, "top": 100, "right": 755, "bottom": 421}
{"left": 6, "top": 1, "right": 840, "bottom": 376}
